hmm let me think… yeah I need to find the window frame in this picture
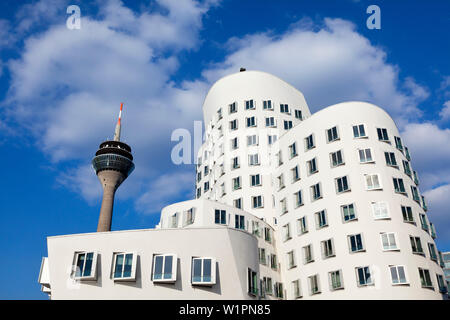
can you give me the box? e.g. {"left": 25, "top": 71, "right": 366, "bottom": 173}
{"left": 380, "top": 232, "right": 399, "bottom": 251}
{"left": 152, "top": 254, "right": 178, "bottom": 283}
{"left": 111, "top": 252, "right": 137, "bottom": 281}
{"left": 191, "top": 257, "right": 216, "bottom": 286}
{"left": 73, "top": 251, "right": 98, "bottom": 281}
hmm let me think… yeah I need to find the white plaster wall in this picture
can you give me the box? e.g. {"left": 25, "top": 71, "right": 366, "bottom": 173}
{"left": 47, "top": 227, "right": 259, "bottom": 300}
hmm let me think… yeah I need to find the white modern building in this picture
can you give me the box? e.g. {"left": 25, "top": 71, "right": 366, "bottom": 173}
{"left": 39, "top": 70, "right": 448, "bottom": 300}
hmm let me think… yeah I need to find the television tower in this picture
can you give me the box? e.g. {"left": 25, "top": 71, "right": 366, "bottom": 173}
{"left": 92, "top": 103, "right": 135, "bottom": 232}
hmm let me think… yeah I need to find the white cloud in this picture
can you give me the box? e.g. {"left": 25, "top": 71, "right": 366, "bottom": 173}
{"left": 439, "top": 101, "right": 450, "bottom": 121}
{"left": 401, "top": 122, "right": 450, "bottom": 190}
{"left": 136, "top": 171, "right": 194, "bottom": 214}
{"left": 202, "top": 18, "right": 428, "bottom": 127}
{"left": 2, "top": 0, "right": 215, "bottom": 214}
{"left": 423, "top": 184, "right": 450, "bottom": 243}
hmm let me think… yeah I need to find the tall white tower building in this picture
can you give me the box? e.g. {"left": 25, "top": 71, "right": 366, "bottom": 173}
{"left": 39, "top": 70, "right": 447, "bottom": 300}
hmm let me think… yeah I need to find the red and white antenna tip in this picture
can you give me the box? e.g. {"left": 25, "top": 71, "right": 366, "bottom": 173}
{"left": 114, "top": 102, "right": 124, "bottom": 141}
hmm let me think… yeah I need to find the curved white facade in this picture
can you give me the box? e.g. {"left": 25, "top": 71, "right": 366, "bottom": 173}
{"left": 40, "top": 70, "right": 447, "bottom": 300}
{"left": 194, "top": 70, "right": 446, "bottom": 299}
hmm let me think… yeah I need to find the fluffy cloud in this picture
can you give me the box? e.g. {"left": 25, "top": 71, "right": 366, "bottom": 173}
{"left": 202, "top": 18, "right": 428, "bottom": 127}
{"left": 423, "top": 184, "right": 450, "bottom": 243}
{"left": 401, "top": 122, "right": 450, "bottom": 190}
{"left": 439, "top": 101, "right": 450, "bottom": 121}
{"left": 2, "top": 0, "right": 215, "bottom": 214}
{"left": 135, "top": 171, "right": 194, "bottom": 214}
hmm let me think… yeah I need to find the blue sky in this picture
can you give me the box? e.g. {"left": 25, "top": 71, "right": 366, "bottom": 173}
{"left": 0, "top": 0, "right": 449, "bottom": 299}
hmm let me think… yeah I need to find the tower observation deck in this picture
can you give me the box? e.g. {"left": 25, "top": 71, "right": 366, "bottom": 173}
{"left": 92, "top": 103, "right": 134, "bottom": 232}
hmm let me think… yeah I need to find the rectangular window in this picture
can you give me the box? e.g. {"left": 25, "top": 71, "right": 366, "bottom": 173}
{"left": 403, "top": 160, "right": 412, "bottom": 176}
{"left": 303, "top": 245, "right": 314, "bottom": 264}
{"left": 246, "top": 116, "right": 256, "bottom": 127}
{"left": 315, "top": 210, "right": 328, "bottom": 229}
{"left": 270, "top": 254, "right": 277, "bottom": 269}
{"left": 308, "top": 275, "right": 320, "bottom": 295}
{"left": 401, "top": 206, "right": 414, "bottom": 223}
{"left": 283, "top": 223, "right": 291, "bottom": 241}
{"left": 381, "top": 232, "right": 398, "bottom": 250}
{"left": 428, "top": 243, "right": 438, "bottom": 261}
{"left": 294, "top": 190, "right": 303, "bottom": 207}
{"left": 385, "top": 152, "right": 397, "bottom": 166}
{"left": 214, "top": 209, "right": 226, "bottom": 225}
{"left": 229, "top": 119, "right": 238, "bottom": 131}
{"left": 377, "top": 128, "right": 389, "bottom": 142}
{"left": 252, "top": 195, "right": 263, "bottom": 208}
{"left": 274, "top": 282, "right": 284, "bottom": 299}
{"left": 229, "top": 102, "right": 237, "bottom": 114}
{"left": 248, "top": 154, "right": 260, "bottom": 166}
{"left": 356, "top": 266, "right": 373, "bottom": 286}
{"left": 372, "top": 201, "right": 389, "bottom": 219}
{"left": 112, "top": 252, "right": 136, "bottom": 280}
{"left": 73, "top": 252, "right": 97, "bottom": 280}
{"left": 292, "top": 166, "right": 300, "bottom": 182}
{"left": 393, "top": 178, "right": 406, "bottom": 193}
{"left": 359, "top": 148, "right": 373, "bottom": 163}
{"left": 232, "top": 156, "right": 240, "bottom": 169}
{"left": 232, "top": 176, "right": 241, "bottom": 190}
{"left": 353, "top": 124, "right": 366, "bottom": 138}
{"left": 292, "top": 279, "right": 302, "bottom": 298}
{"left": 336, "top": 176, "right": 350, "bottom": 193}
{"left": 307, "top": 158, "right": 318, "bottom": 174}
{"left": 268, "top": 134, "right": 277, "bottom": 145}
{"left": 390, "top": 265, "right": 407, "bottom": 285}
{"left": 287, "top": 250, "right": 296, "bottom": 268}
{"left": 411, "top": 186, "right": 420, "bottom": 202}
{"left": 277, "top": 174, "right": 285, "bottom": 190}
{"left": 170, "top": 213, "right": 178, "bottom": 228}
{"left": 330, "top": 150, "right": 344, "bottom": 167}
{"left": 252, "top": 221, "right": 260, "bottom": 237}
{"left": 418, "top": 268, "right": 433, "bottom": 288}
{"left": 233, "top": 198, "right": 242, "bottom": 209}
{"left": 322, "top": 239, "right": 335, "bottom": 258}
{"left": 245, "top": 99, "right": 255, "bottom": 110}
{"left": 247, "top": 268, "right": 258, "bottom": 295}
{"left": 394, "top": 136, "right": 403, "bottom": 151}
{"left": 284, "top": 120, "right": 293, "bottom": 130}
{"left": 311, "top": 183, "right": 322, "bottom": 200}
{"left": 298, "top": 216, "right": 308, "bottom": 235}
{"left": 280, "top": 103, "right": 289, "bottom": 113}
{"left": 250, "top": 174, "right": 261, "bottom": 186}
{"left": 192, "top": 257, "right": 216, "bottom": 285}
{"left": 247, "top": 134, "right": 258, "bottom": 146}
{"left": 410, "top": 236, "right": 424, "bottom": 254}
{"left": 305, "top": 134, "right": 315, "bottom": 150}
{"left": 231, "top": 137, "right": 238, "bottom": 150}
{"left": 184, "top": 208, "right": 195, "bottom": 226}
{"left": 294, "top": 109, "right": 302, "bottom": 120}
{"left": 234, "top": 215, "right": 245, "bottom": 230}
{"left": 326, "top": 126, "right": 339, "bottom": 142}
{"left": 264, "top": 277, "right": 273, "bottom": 295}
{"left": 265, "top": 117, "right": 276, "bottom": 127}
{"left": 329, "top": 270, "right": 344, "bottom": 290}
{"left": 289, "top": 142, "right": 298, "bottom": 158}
{"left": 349, "top": 234, "right": 364, "bottom": 252}
{"left": 342, "top": 203, "right": 357, "bottom": 222}
{"left": 280, "top": 198, "right": 288, "bottom": 215}
{"left": 263, "top": 100, "right": 273, "bottom": 110}
{"left": 152, "top": 254, "right": 177, "bottom": 282}
{"left": 365, "top": 174, "right": 381, "bottom": 190}
{"left": 204, "top": 181, "right": 209, "bottom": 192}
{"left": 437, "top": 274, "right": 447, "bottom": 293}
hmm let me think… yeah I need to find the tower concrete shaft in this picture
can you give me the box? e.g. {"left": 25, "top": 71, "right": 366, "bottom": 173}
{"left": 96, "top": 170, "right": 125, "bottom": 232}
